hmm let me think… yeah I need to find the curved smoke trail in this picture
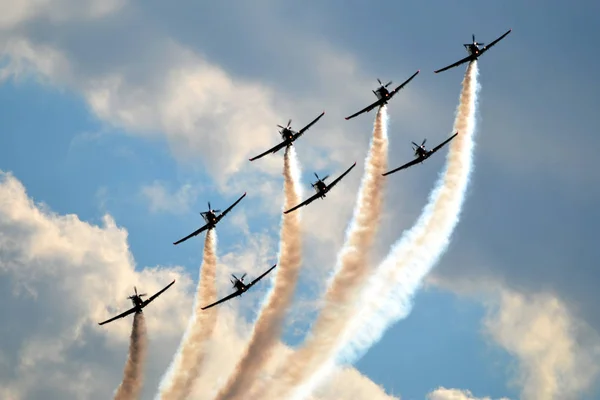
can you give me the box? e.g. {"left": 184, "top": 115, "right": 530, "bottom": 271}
{"left": 340, "top": 61, "right": 479, "bottom": 364}
{"left": 157, "top": 230, "right": 218, "bottom": 400}
{"left": 253, "top": 106, "right": 389, "bottom": 400}
{"left": 213, "top": 146, "right": 303, "bottom": 400}
{"left": 287, "top": 61, "right": 481, "bottom": 400}
{"left": 113, "top": 313, "right": 147, "bottom": 400}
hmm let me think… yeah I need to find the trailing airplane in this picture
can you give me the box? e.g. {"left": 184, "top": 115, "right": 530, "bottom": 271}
{"left": 382, "top": 132, "right": 458, "bottom": 176}
{"left": 345, "top": 70, "right": 420, "bottom": 120}
{"left": 434, "top": 29, "right": 512, "bottom": 73}
{"left": 173, "top": 193, "right": 247, "bottom": 245}
{"left": 284, "top": 162, "right": 356, "bottom": 214}
{"left": 98, "top": 280, "right": 176, "bottom": 326}
{"left": 249, "top": 111, "right": 325, "bottom": 161}
{"left": 201, "top": 264, "right": 277, "bottom": 310}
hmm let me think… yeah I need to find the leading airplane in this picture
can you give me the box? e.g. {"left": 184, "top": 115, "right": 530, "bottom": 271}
{"left": 249, "top": 111, "right": 325, "bottom": 161}
{"left": 98, "top": 280, "right": 176, "bottom": 326}
{"left": 345, "top": 70, "right": 420, "bottom": 120}
{"left": 201, "top": 264, "right": 277, "bottom": 310}
{"left": 173, "top": 192, "right": 247, "bottom": 245}
{"left": 284, "top": 162, "right": 356, "bottom": 214}
{"left": 434, "top": 29, "right": 512, "bottom": 73}
{"left": 382, "top": 132, "right": 458, "bottom": 176}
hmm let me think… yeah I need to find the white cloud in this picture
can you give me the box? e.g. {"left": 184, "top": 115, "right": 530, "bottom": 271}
{"left": 141, "top": 181, "right": 200, "bottom": 215}
{"left": 427, "top": 387, "right": 509, "bottom": 400}
{"left": 484, "top": 289, "right": 600, "bottom": 400}
{"left": 0, "top": 170, "right": 192, "bottom": 399}
{"left": 0, "top": 38, "right": 72, "bottom": 83}
{"left": 429, "top": 267, "right": 600, "bottom": 400}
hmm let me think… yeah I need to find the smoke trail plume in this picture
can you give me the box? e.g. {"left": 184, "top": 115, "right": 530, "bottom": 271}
{"left": 339, "top": 61, "right": 480, "bottom": 365}
{"left": 213, "top": 145, "right": 303, "bottom": 400}
{"left": 282, "top": 61, "right": 480, "bottom": 399}
{"left": 254, "top": 106, "right": 389, "bottom": 400}
{"left": 158, "top": 230, "right": 218, "bottom": 399}
{"left": 113, "top": 313, "right": 148, "bottom": 400}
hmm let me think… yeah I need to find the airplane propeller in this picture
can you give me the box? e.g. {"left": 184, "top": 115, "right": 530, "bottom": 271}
{"left": 377, "top": 78, "right": 392, "bottom": 88}
{"left": 128, "top": 286, "right": 147, "bottom": 299}
{"left": 277, "top": 119, "right": 292, "bottom": 130}
{"left": 231, "top": 273, "right": 247, "bottom": 288}
{"left": 200, "top": 201, "right": 221, "bottom": 215}
{"left": 411, "top": 138, "right": 427, "bottom": 149}
{"left": 314, "top": 172, "right": 329, "bottom": 182}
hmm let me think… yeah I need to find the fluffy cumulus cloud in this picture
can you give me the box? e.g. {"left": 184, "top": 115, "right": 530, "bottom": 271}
{"left": 483, "top": 289, "right": 600, "bottom": 400}
{"left": 427, "top": 387, "right": 509, "bottom": 400}
{"left": 0, "top": 170, "right": 192, "bottom": 399}
{"left": 0, "top": 171, "right": 397, "bottom": 399}
{"left": 82, "top": 49, "right": 285, "bottom": 179}
{"left": 0, "top": 36, "right": 283, "bottom": 181}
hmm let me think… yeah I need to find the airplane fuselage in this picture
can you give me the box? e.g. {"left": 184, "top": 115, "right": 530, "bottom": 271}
{"left": 233, "top": 280, "right": 248, "bottom": 292}
{"left": 465, "top": 44, "right": 481, "bottom": 58}
{"left": 280, "top": 128, "right": 295, "bottom": 142}
{"left": 313, "top": 181, "right": 327, "bottom": 196}
{"left": 415, "top": 147, "right": 428, "bottom": 158}
{"left": 373, "top": 86, "right": 390, "bottom": 101}
{"left": 202, "top": 211, "right": 218, "bottom": 225}
{"left": 129, "top": 295, "right": 145, "bottom": 312}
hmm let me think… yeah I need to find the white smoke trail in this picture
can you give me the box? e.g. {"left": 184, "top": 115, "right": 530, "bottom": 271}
{"left": 290, "top": 61, "right": 481, "bottom": 400}
{"left": 157, "top": 230, "right": 218, "bottom": 400}
{"left": 340, "top": 61, "right": 480, "bottom": 364}
{"left": 113, "top": 313, "right": 148, "bottom": 400}
{"left": 253, "top": 106, "right": 389, "bottom": 400}
{"left": 213, "top": 146, "right": 303, "bottom": 400}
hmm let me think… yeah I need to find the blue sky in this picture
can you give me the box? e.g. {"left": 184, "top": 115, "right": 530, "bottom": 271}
{"left": 1, "top": 1, "right": 599, "bottom": 399}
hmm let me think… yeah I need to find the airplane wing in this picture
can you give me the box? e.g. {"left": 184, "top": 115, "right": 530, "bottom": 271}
{"left": 382, "top": 157, "right": 423, "bottom": 176}
{"left": 323, "top": 162, "right": 357, "bottom": 193}
{"left": 249, "top": 140, "right": 290, "bottom": 161}
{"left": 200, "top": 289, "right": 242, "bottom": 310}
{"left": 283, "top": 191, "right": 322, "bottom": 214}
{"left": 295, "top": 111, "right": 325, "bottom": 137}
{"left": 344, "top": 98, "right": 385, "bottom": 121}
{"left": 480, "top": 29, "right": 512, "bottom": 54}
{"left": 216, "top": 192, "right": 247, "bottom": 222}
{"left": 98, "top": 306, "right": 137, "bottom": 326}
{"left": 173, "top": 223, "right": 210, "bottom": 245}
{"left": 434, "top": 54, "right": 473, "bottom": 74}
{"left": 429, "top": 132, "right": 458, "bottom": 155}
{"left": 142, "top": 280, "right": 176, "bottom": 308}
{"left": 388, "top": 70, "right": 420, "bottom": 97}
{"left": 245, "top": 264, "right": 277, "bottom": 290}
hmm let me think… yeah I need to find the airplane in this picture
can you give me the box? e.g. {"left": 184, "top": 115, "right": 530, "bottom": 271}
{"left": 201, "top": 264, "right": 277, "bottom": 310}
{"left": 345, "top": 70, "right": 420, "bottom": 120}
{"left": 382, "top": 132, "right": 458, "bottom": 176}
{"left": 284, "top": 162, "right": 357, "bottom": 214}
{"left": 434, "top": 29, "right": 512, "bottom": 73}
{"left": 98, "top": 280, "right": 176, "bottom": 326}
{"left": 173, "top": 192, "right": 247, "bottom": 245}
{"left": 249, "top": 111, "right": 326, "bottom": 161}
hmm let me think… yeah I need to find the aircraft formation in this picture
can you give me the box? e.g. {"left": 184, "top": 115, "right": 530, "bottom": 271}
{"left": 97, "top": 29, "right": 511, "bottom": 325}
